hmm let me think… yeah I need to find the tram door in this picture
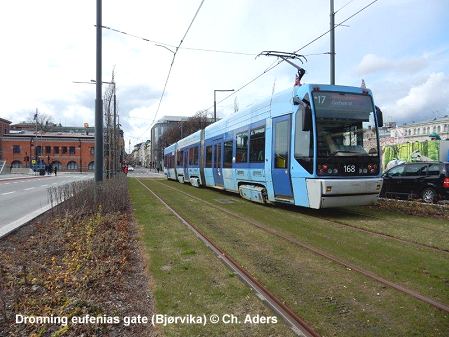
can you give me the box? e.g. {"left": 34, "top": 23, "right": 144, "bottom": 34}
{"left": 183, "top": 149, "right": 189, "bottom": 181}
{"left": 272, "top": 115, "right": 293, "bottom": 199}
{"left": 213, "top": 140, "right": 224, "bottom": 187}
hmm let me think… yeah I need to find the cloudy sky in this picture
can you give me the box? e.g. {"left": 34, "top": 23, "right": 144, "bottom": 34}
{"left": 1, "top": 0, "right": 448, "bottom": 148}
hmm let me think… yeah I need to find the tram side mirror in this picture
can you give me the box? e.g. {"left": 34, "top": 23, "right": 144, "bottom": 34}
{"left": 375, "top": 105, "right": 383, "bottom": 127}
{"left": 302, "top": 106, "right": 312, "bottom": 131}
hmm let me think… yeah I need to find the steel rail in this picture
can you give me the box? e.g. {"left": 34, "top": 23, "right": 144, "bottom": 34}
{"left": 309, "top": 213, "right": 449, "bottom": 253}
{"left": 135, "top": 178, "right": 321, "bottom": 337}
{"left": 152, "top": 179, "right": 449, "bottom": 314}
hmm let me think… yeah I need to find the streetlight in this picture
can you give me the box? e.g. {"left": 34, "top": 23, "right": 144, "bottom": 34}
{"left": 214, "top": 89, "right": 234, "bottom": 122}
{"left": 73, "top": 79, "right": 117, "bottom": 177}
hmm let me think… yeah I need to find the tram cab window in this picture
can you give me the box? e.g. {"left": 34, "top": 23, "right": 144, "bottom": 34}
{"left": 250, "top": 127, "right": 265, "bottom": 163}
{"left": 205, "top": 146, "right": 212, "bottom": 168}
{"left": 295, "top": 101, "right": 313, "bottom": 173}
{"left": 236, "top": 132, "right": 248, "bottom": 163}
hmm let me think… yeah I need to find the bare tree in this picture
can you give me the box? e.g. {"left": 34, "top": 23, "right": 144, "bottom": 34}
{"left": 27, "top": 112, "right": 54, "bottom": 132}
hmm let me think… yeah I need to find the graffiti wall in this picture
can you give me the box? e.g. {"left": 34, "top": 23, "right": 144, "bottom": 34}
{"left": 382, "top": 141, "right": 440, "bottom": 169}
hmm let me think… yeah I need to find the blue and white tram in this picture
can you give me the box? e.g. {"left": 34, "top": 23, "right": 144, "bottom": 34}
{"left": 163, "top": 83, "right": 384, "bottom": 209}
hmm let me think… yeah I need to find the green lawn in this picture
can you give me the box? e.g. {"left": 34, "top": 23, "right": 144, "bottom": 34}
{"left": 128, "top": 178, "right": 296, "bottom": 337}
{"left": 142, "top": 179, "right": 449, "bottom": 337}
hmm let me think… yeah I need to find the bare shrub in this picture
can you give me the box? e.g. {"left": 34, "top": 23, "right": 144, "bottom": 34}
{"left": 48, "top": 175, "right": 129, "bottom": 219}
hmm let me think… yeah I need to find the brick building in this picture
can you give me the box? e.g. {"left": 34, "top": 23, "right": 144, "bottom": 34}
{"left": 1, "top": 130, "right": 96, "bottom": 172}
{"left": 0, "top": 118, "right": 12, "bottom": 164}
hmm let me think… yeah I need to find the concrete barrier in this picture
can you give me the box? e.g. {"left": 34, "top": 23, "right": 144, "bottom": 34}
{"left": 10, "top": 168, "right": 34, "bottom": 175}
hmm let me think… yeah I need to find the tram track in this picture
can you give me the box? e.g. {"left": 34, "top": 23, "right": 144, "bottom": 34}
{"left": 135, "top": 178, "right": 321, "bottom": 337}
{"left": 150, "top": 179, "right": 449, "bottom": 314}
{"left": 296, "top": 211, "right": 449, "bottom": 254}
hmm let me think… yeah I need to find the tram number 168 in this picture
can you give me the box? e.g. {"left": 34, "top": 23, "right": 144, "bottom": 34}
{"left": 344, "top": 164, "right": 356, "bottom": 173}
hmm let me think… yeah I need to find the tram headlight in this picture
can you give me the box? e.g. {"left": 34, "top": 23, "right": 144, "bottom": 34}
{"left": 368, "top": 163, "right": 377, "bottom": 174}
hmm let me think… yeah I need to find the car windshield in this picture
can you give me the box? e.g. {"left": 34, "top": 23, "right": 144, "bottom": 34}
{"left": 313, "top": 92, "right": 379, "bottom": 158}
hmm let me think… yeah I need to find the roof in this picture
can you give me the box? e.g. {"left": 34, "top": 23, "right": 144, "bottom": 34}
{"left": 2, "top": 130, "right": 94, "bottom": 139}
{"left": 0, "top": 117, "right": 12, "bottom": 124}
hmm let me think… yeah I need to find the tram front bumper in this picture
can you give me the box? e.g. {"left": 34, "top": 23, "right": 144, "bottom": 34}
{"left": 306, "top": 178, "right": 383, "bottom": 209}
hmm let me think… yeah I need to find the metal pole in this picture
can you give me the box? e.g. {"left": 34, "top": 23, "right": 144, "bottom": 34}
{"left": 95, "top": 0, "right": 103, "bottom": 182}
{"left": 213, "top": 89, "right": 234, "bottom": 122}
{"left": 213, "top": 91, "right": 217, "bottom": 122}
{"left": 330, "top": 0, "right": 335, "bottom": 85}
{"left": 113, "top": 84, "right": 117, "bottom": 176}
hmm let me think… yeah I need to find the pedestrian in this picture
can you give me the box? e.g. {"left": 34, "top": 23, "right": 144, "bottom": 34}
{"left": 54, "top": 166, "right": 57, "bottom": 176}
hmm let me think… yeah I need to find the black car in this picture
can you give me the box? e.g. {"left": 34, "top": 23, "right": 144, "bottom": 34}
{"left": 380, "top": 162, "right": 449, "bottom": 203}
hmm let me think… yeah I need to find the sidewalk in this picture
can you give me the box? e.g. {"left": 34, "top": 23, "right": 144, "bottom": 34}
{"left": 0, "top": 173, "right": 51, "bottom": 182}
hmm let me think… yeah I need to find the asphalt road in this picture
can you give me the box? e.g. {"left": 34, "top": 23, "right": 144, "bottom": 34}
{"left": 0, "top": 173, "right": 93, "bottom": 237}
{"left": 126, "top": 167, "right": 165, "bottom": 178}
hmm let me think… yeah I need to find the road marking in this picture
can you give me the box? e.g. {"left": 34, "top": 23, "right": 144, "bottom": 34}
{"left": 41, "top": 184, "right": 48, "bottom": 187}
{"left": 24, "top": 187, "right": 34, "bottom": 191}
{"left": 1, "top": 191, "right": 15, "bottom": 195}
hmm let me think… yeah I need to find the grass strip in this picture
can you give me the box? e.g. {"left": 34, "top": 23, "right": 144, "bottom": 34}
{"left": 128, "top": 178, "right": 296, "bottom": 337}
{"left": 146, "top": 179, "right": 449, "bottom": 337}
{"left": 157, "top": 180, "right": 449, "bottom": 304}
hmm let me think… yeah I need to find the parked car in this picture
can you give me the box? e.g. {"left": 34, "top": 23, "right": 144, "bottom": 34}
{"left": 127, "top": 166, "right": 134, "bottom": 172}
{"left": 380, "top": 162, "right": 449, "bottom": 203}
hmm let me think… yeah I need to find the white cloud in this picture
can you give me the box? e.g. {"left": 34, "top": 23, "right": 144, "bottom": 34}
{"left": 1, "top": 0, "right": 448, "bottom": 147}
{"left": 382, "top": 72, "right": 449, "bottom": 122}
{"left": 356, "top": 53, "right": 428, "bottom": 76}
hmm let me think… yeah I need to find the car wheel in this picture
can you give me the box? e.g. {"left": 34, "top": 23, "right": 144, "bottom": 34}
{"left": 421, "top": 187, "right": 437, "bottom": 203}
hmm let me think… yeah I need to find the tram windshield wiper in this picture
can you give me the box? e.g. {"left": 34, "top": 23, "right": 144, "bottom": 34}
{"left": 329, "top": 150, "right": 367, "bottom": 157}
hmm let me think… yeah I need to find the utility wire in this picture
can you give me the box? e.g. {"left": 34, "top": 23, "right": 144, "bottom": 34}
{"left": 210, "top": 0, "right": 379, "bottom": 109}
{"left": 334, "top": 0, "right": 357, "bottom": 14}
{"left": 101, "top": 25, "right": 257, "bottom": 56}
{"left": 151, "top": 0, "right": 205, "bottom": 125}
{"left": 136, "top": 0, "right": 205, "bottom": 140}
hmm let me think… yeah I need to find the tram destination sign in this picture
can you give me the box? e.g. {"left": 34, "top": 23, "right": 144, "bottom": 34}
{"left": 313, "top": 92, "right": 373, "bottom": 119}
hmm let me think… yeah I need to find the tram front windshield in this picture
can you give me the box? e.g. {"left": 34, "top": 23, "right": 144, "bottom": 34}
{"left": 312, "top": 92, "right": 379, "bottom": 158}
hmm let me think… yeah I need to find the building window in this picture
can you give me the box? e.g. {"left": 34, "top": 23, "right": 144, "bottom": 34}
{"left": 223, "top": 140, "right": 233, "bottom": 168}
{"left": 88, "top": 161, "right": 95, "bottom": 170}
{"left": 11, "top": 160, "right": 22, "bottom": 168}
{"left": 51, "top": 161, "right": 62, "bottom": 171}
{"left": 62, "top": 146, "right": 67, "bottom": 154}
{"left": 45, "top": 146, "right": 51, "bottom": 154}
{"left": 69, "top": 146, "right": 75, "bottom": 155}
{"left": 437, "top": 125, "right": 441, "bottom": 133}
{"left": 236, "top": 131, "right": 248, "bottom": 163}
{"left": 90, "top": 147, "right": 94, "bottom": 155}
{"left": 13, "top": 145, "right": 20, "bottom": 153}
{"left": 205, "top": 146, "right": 212, "bottom": 168}
{"left": 249, "top": 127, "right": 265, "bottom": 163}
{"left": 67, "top": 161, "right": 78, "bottom": 170}
{"left": 53, "top": 146, "right": 59, "bottom": 154}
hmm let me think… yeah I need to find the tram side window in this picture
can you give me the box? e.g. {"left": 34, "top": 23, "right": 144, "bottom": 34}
{"left": 205, "top": 145, "right": 213, "bottom": 168}
{"left": 193, "top": 146, "right": 199, "bottom": 165}
{"left": 294, "top": 105, "right": 313, "bottom": 174}
{"left": 224, "top": 140, "right": 233, "bottom": 168}
{"left": 274, "top": 121, "right": 289, "bottom": 169}
{"left": 236, "top": 132, "right": 248, "bottom": 163}
{"left": 189, "top": 147, "right": 194, "bottom": 165}
{"left": 250, "top": 127, "right": 265, "bottom": 163}
{"left": 177, "top": 151, "right": 183, "bottom": 166}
